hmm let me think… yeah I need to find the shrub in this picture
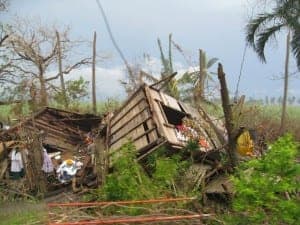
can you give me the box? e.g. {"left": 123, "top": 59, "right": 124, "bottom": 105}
{"left": 87, "top": 142, "right": 190, "bottom": 202}
{"left": 228, "top": 134, "right": 300, "bottom": 225}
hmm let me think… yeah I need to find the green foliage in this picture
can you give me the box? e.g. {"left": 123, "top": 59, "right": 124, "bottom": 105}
{"left": 98, "top": 98, "right": 121, "bottom": 115}
{"left": 184, "top": 140, "right": 200, "bottom": 153}
{"left": 54, "top": 76, "right": 89, "bottom": 107}
{"left": 228, "top": 134, "right": 300, "bottom": 225}
{"left": 87, "top": 142, "right": 190, "bottom": 202}
{"left": 246, "top": 0, "right": 300, "bottom": 69}
{"left": 102, "top": 142, "right": 155, "bottom": 201}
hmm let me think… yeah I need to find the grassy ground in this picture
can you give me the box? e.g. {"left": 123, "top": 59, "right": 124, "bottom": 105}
{"left": 0, "top": 202, "right": 47, "bottom": 225}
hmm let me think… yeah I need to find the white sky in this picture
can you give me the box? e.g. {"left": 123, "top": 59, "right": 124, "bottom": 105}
{"left": 1, "top": 0, "right": 299, "bottom": 100}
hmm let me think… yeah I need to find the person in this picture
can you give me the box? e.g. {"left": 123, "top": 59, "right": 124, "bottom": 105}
{"left": 57, "top": 159, "right": 82, "bottom": 183}
{"left": 42, "top": 148, "right": 54, "bottom": 174}
{"left": 9, "top": 146, "right": 24, "bottom": 180}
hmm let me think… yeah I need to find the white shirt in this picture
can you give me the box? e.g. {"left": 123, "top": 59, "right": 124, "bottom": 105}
{"left": 10, "top": 149, "right": 24, "bottom": 172}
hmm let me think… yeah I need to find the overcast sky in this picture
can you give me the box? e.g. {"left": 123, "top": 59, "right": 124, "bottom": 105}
{"left": 1, "top": 0, "right": 299, "bottom": 100}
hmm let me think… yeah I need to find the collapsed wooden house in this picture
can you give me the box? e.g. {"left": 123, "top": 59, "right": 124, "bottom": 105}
{"left": 107, "top": 84, "right": 225, "bottom": 163}
{"left": 0, "top": 107, "right": 101, "bottom": 193}
{"left": 0, "top": 107, "right": 101, "bottom": 151}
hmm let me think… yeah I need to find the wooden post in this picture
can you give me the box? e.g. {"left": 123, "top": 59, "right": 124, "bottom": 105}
{"left": 56, "top": 31, "right": 68, "bottom": 109}
{"left": 199, "top": 49, "right": 205, "bottom": 99}
{"left": 280, "top": 31, "right": 290, "bottom": 134}
{"left": 95, "top": 136, "right": 107, "bottom": 184}
{"left": 92, "top": 31, "right": 97, "bottom": 114}
{"left": 217, "top": 63, "right": 237, "bottom": 168}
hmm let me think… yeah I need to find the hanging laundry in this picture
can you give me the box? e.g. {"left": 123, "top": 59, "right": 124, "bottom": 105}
{"left": 42, "top": 148, "right": 54, "bottom": 173}
{"left": 10, "top": 147, "right": 24, "bottom": 180}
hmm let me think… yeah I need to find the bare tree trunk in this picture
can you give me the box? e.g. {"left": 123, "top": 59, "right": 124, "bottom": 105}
{"left": 92, "top": 31, "right": 97, "bottom": 114}
{"left": 280, "top": 31, "right": 290, "bottom": 134}
{"left": 199, "top": 49, "right": 205, "bottom": 99}
{"left": 56, "top": 31, "right": 68, "bottom": 109}
{"left": 24, "top": 127, "right": 47, "bottom": 195}
{"left": 217, "top": 63, "right": 237, "bottom": 168}
{"left": 194, "top": 49, "right": 206, "bottom": 105}
{"left": 39, "top": 67, "right": 48, "bottom": 107}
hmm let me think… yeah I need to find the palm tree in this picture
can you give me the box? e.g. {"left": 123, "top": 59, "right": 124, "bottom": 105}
{"left": 245, "top": 0, "right": 300, "bottom": 133}
{"left": 177, "top": 49, "right": 218, "bottom": 104}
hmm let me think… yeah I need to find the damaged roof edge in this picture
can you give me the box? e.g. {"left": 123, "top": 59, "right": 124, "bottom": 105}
{"left": 0, "top": 107, "right": 102, "bottom": 142}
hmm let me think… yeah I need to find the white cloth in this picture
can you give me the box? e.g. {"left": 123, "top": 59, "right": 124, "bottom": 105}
{"left": 10, "top": 149, "right": 23, "bottom": 172}
{"left": 42, "top": 149, "right": 54, "bottom": 173}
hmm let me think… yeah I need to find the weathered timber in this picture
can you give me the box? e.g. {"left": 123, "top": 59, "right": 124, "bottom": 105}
{"left": 217, "top": 63, "right": 237, "bottom": 168}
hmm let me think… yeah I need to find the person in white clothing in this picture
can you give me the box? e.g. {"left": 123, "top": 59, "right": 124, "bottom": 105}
{"left": 10, "top": 147, "right": 24, "bottom": 180}
{"left": 57, "top": 159, "right": 82, "bottom": 183}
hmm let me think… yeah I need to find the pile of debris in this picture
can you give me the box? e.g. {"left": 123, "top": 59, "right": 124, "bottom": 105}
{"left": 0, "top": 107, "right": 102, "bottom": 197}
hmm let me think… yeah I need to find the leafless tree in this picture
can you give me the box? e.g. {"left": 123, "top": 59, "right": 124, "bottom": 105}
{"left": 0, "top": 24, "right": 14, "bottom": 86}
{"left": 0, "top": 0, "right": 8, "bottom": 11}
{"left": 6, "top": 18, "right": 90, "bottom": 107}
{"left": 120, "top": 63, "right": 158, "bottom": 96}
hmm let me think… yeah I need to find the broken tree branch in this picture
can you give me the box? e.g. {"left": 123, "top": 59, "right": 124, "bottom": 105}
{"left": 45, "top": 58, "right": 91, "bottom": 82}
{"left": 217, "top": 63, "right": 237, "bottom": 168}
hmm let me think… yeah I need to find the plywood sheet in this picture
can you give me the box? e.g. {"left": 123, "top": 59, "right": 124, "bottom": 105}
{"left": 160, "top": 93, "right": 182, "bottom": 111}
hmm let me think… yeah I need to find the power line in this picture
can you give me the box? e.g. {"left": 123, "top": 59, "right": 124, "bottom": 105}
{"left": 234, "top": 43, "right": 248, "bottom": 102}
{"left": 234, "top": 3, "right": 255, "bottom": 101}
{"left": 95, "top": 0, "right": 132, "bottom": 76}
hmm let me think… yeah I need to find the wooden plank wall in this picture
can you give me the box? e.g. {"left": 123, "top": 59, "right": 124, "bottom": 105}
{"left": 109, "top": 89, "right": 158, "bottom": 155}
{"left": 147, "top": 88, "right": 182, "bottom": 146}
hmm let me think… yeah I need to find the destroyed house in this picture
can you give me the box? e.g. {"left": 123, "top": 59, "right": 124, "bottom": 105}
{"left": 0, "top": 107, "right": 101, "bottom": 152}
{"left": 108, "top": 84, "right": 223, "bottom": 162}
{"left": 0, "top": 107, "right": 101, "bottom": 190}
